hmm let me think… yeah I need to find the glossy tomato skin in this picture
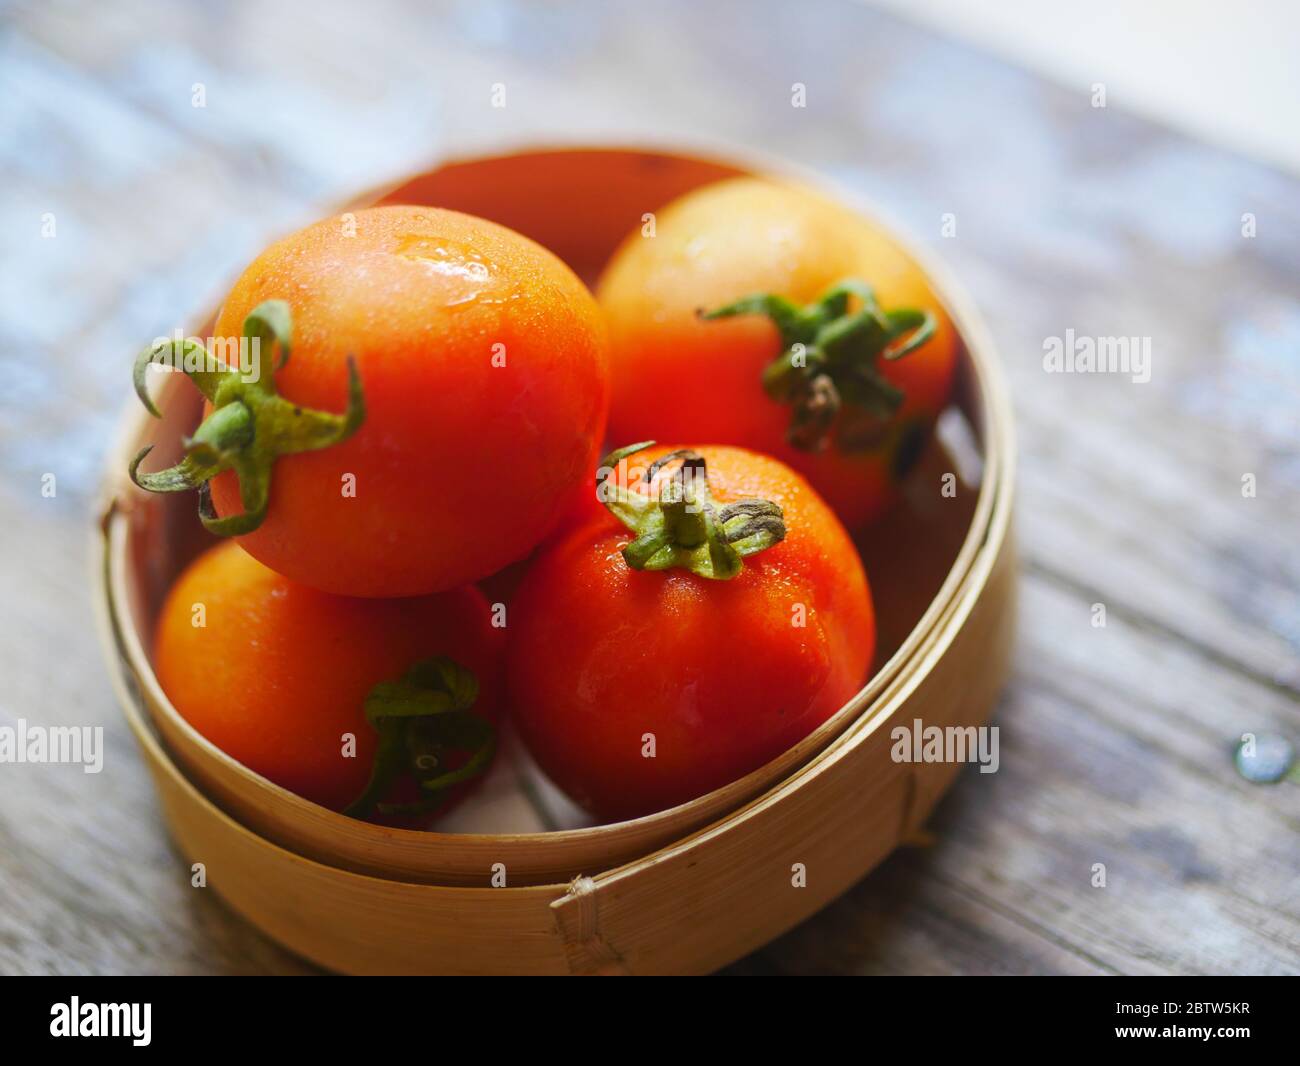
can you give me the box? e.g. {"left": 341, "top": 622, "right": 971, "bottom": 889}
{"left": 596, "top": 177, "right": 958, "bottom": 528}
{"left": 209, "top": 204, "right": 609, "bottom": 597}
{"left": 507, "top": 445, "right": 875, "bottom": 821}
{"left": 154, "top": 541, "right": 505, "bottom": 814}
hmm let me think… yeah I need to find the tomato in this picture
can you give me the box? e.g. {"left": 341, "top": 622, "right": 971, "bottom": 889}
{"left": 153, "top": 541, "right": 505, "bottom": 819}
{"left": 132, "top": 204, "right": 609, "bottom": 597}
{"left": 596, "top": 177, "right": 958, "bottom": 528}
{"left": 507, "top": 442, "right": 875, "bottom": 821}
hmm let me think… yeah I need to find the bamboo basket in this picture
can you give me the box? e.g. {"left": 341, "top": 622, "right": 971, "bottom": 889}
{"left": 95, "top": 147, "right": 1016, "bottom": 974}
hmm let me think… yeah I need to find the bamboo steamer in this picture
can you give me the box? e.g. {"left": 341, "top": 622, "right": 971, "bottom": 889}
{"left": 95, "top": 147, "right": 1016, "bottom": 974}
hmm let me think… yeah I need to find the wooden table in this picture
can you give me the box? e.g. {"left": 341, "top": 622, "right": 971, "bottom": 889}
{"left": 2, "top": 0, "right": 1296, "bottom": 975}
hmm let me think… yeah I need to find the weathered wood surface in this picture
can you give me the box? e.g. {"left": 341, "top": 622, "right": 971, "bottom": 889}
{"left": 1, "top": 0, "right": 1296, "bottom": 975}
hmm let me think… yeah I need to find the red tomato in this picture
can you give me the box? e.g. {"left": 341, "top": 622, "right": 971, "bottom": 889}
{"left": 133, "top": 204, "right": 609, "bottom": 597}
{"left": 596, "top": 177, "right": 958, "bottom": 528}
{"left": 507, "top": 442, "right": 875, "bottom": 821}
{"left": 153, "top": 541, "right": 505, "bottom": 819}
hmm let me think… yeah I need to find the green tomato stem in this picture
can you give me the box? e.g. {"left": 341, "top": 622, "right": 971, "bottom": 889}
{"left": 699, "top": 278, "right": 934, "bottom": 453}
{"left": 343, "top": 656, "right": 495, "bottom": 821}
{"left": 598, "top": 442, "right": 786, "bottom": 581}
{"left": 128, "top": 300, "right": 366, "bottom": 536}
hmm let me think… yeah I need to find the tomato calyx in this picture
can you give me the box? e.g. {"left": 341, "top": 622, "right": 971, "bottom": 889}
{"left": 344, "top": 656, "right": 496, "bottom": 821}
{"left": 597, "top": 441, "right": 786, "bottom": 580}
{"left": 699, "top": 278, "right": 934, "bottom": 453}
{"left": 128, "top": 300, "right": 365, "bottom": 536}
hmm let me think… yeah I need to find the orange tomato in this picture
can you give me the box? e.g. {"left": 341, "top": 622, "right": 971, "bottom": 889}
{"left": 507, "top": 443, "right": 874, "bottom": 821}
{"left": 136, "top": 204, "right": 609, "bottom": 597}
{"left": 154, "top": 541, "right": 505, "bottom": 817}
{"left": 596, "top": 177, "right": 958, "bottom": 528}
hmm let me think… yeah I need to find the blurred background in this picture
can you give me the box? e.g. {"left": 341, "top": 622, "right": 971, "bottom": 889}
{"left": 1, "top": 0, "right": 1296, "bottom": 974}
{"left": 874, "top": 0, "right": 1300, "bottom": 175}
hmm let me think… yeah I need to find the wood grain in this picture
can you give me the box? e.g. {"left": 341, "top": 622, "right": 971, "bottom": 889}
{"left": 1, "top": 0, "right": 1296, "bottom": 975}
